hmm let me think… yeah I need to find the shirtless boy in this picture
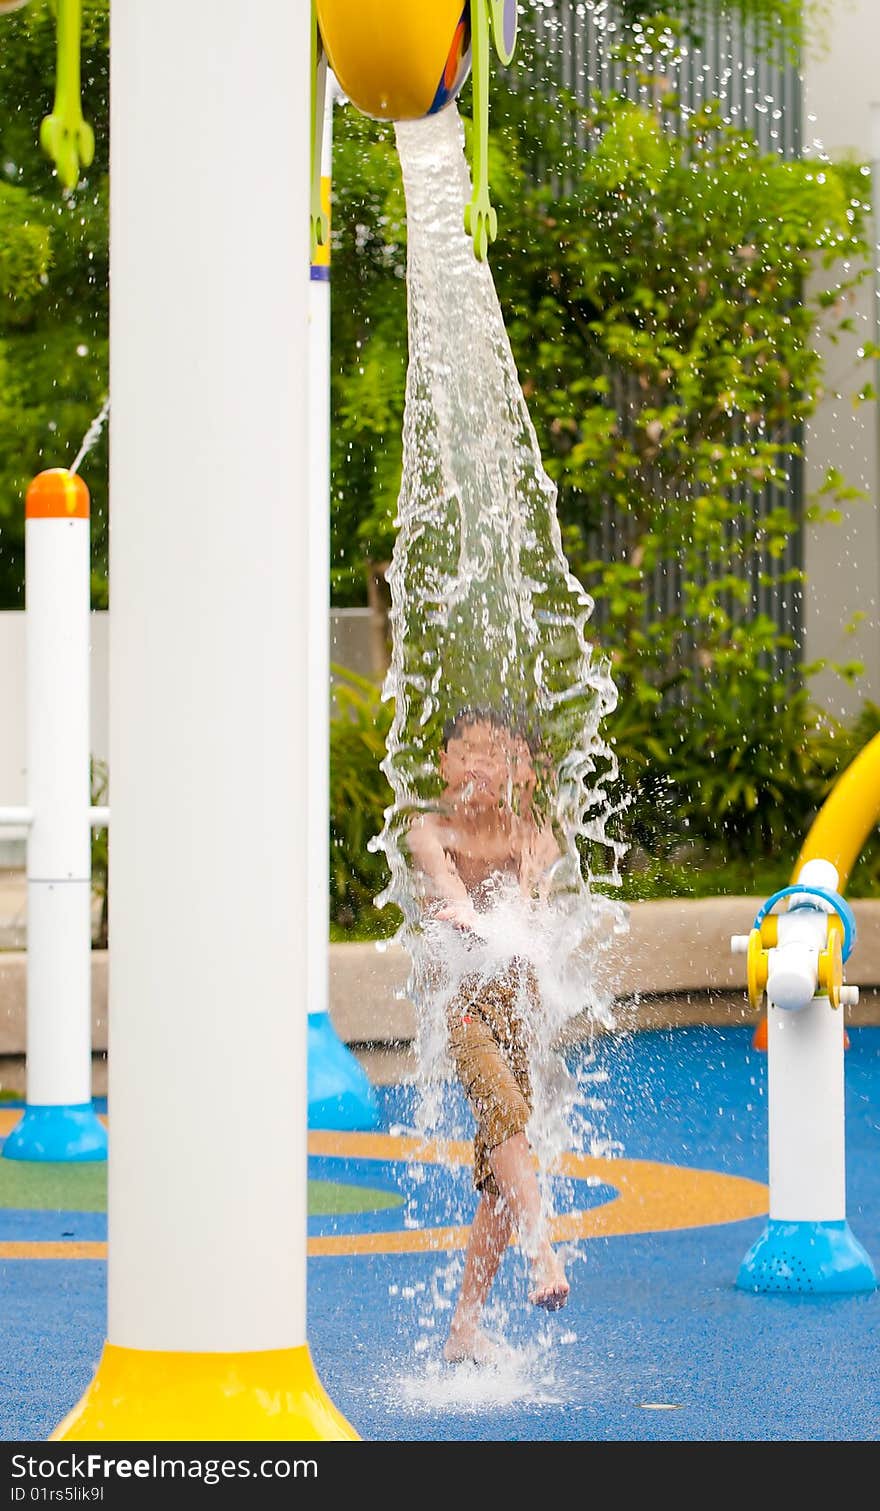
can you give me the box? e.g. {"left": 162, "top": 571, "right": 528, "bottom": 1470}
{"left": 408, "top": 707, "right": 571, "bottom": 1365}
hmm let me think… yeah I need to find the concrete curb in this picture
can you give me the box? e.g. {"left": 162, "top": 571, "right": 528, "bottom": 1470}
{"left": 329, "top": 895, "right": 880, "bottom": 1044}
{"left": 336, "top": 895, "right": 880, "bottom": 1084}
{"left": 2, "top": 898, "right": 878, "bottom": 1065}
{"left": 0, "top": 953, "right": 108, "bottom": 1054}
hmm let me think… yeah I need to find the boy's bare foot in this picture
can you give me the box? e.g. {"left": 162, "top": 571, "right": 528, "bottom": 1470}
{"left": 528, "top": 1246, "right": 570, "bottom": 1311}
{"left": 443, "top": 1326, "right": 510, "bottom": 1367}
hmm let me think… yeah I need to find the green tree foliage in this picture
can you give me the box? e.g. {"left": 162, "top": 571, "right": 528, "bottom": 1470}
{"left": 328, "top": 668, "right": 399, "bottom": 937}
{"left": 492, "top": 76, "right": 872, "bottom": 859}
{"left": 1, "top": 4, "right": 874, "bottom": 916}
{"left": 0, "top": 0, "right": 109, "bottom": 607}
{"left": 329, "top": 108, "right": 407, "bottom": 603}
{"left": 494, "top": 93, "right": 871, "bottom": 673}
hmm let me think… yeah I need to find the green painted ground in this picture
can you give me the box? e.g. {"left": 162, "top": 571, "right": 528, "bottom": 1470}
{"left": 0, "top": 1160, "right": 403, "bottom": 1217}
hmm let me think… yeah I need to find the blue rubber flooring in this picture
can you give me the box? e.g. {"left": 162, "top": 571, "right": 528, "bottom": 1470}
{"left": 2, "top": 1026, "right": 879, "bottom": 1443}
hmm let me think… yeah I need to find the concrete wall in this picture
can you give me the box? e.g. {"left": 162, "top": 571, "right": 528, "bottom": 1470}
{"left": 802, "top": 0, "right": 880, "bottom": 717}
{"left": 330, "top": 606, "right": 387, "bottom": 685}
{"left": 2, "top": 896, "right": 879, "bottom": 1098}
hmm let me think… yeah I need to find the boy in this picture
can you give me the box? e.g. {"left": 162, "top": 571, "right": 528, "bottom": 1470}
{"left": 407, "top": 707, "right": 570, "bottom": 1366}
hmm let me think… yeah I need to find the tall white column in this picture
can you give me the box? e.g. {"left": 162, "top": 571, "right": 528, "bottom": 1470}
{"left": 53, "top": 0, "right": 357, "bottom": 1439}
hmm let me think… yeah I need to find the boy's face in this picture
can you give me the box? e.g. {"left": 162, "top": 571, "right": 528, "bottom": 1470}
{"left": 440, "top": 719, "right": 536, "bottom": 809}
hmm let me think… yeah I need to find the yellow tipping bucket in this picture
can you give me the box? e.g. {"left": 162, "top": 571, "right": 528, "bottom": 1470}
{"left": 315, "top": 0, "right": 472, "bottom": 121}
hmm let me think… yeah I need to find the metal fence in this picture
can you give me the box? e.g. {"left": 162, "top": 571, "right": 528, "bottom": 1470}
{"left": 512, "top": 2, "right": 805, "bottom": 682}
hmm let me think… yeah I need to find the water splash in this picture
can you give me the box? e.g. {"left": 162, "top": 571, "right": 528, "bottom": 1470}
{"left": 370, "top": 104, "right": 630, "bottom": 1363}
{"left": 69, "top": 395, "right": 110, "bottom": 476}
{"left": 399, "top": 1335, "right": 570, "bottom": 1411}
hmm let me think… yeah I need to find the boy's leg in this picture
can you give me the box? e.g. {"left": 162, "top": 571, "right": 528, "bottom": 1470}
{"left": 444, "top": 1191, "right": 514, "bottom": 1363}
{"left": 489, "top": 1132, "right": 569, "bottom": 1311}
{"left": 446, "top": 983, "right": 567, "bottom": 1327}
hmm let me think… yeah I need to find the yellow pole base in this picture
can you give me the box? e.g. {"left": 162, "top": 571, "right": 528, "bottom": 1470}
{"left": 51, "top": 1341, "right": 361, "bottom": 1441}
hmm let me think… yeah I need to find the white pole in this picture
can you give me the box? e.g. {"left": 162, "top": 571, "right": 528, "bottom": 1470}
{"left": 766, "top": 860, "right": 845, "bottom": 1221}
{"left": 735, "top": 859, "right": 876, "bottom": 1293}
{"left": 308, "top": 71, "right": 333, "bottom": 1027}
{"left": 307, "top": 73, "right": 380, "bottom": 1130}
{"left": 3, "top": 468, "right": 105, "bottom": 1163}
{"left": 53, "top": 0, "right": 357, "bottom": 1439}
{"left": 870, "top": 101, "right": 880, "bottom": 357}
{"left": 871, "top": 101, "right": 880, "bottom": 638}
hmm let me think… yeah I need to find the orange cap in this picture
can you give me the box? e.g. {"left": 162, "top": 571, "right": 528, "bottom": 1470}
{"left": 752, "top": 1011, "right": 849, "bottom": 1051}
{"left": 26, "top": 468, "right": 89, "bottom": 521}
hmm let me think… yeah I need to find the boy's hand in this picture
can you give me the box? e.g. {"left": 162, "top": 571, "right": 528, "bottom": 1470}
{"left": 435, "top": 900, "right": 482, "bottom": 935}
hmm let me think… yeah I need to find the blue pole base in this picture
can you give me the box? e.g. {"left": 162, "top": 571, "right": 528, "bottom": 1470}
{"left": 308, "top": 1012, "right": 381, "bottom": 1131}
{"left": 736, "top": 1218, "right": 877, "bottom": 1295}
{"left": 2, "top": 1103, "right": 108, "bottom": 1163}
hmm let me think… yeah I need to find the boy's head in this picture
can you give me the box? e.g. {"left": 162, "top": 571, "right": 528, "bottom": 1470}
{"left": 441, "top": 702, "right": 535, "bottom": 747}
{"left": 439, "top": 706, "right": 537, "bottom": 808}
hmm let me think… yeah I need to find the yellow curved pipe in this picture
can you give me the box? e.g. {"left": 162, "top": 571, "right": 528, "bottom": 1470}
{"left": 753, "top": 731, "right": 880, "bottom": 1049}
{"left": 792, "top": 730, "right": 880, "bottom": 890}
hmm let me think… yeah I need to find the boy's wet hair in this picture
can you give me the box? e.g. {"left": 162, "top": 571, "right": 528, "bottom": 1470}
{"left": 442, "top": 702, "right": 537, "bottom": 752}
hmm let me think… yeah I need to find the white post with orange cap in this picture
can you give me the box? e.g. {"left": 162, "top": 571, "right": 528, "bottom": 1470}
{"left": 3, "top": 467, "right": 106, "bottom": 1163}
{"left": 51, "top": 0, "right": 357, "bottom": 1439}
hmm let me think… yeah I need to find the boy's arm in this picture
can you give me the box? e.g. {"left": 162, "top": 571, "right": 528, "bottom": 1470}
{"left": 521, "top": 822, "right": 562, "bottom": 902}
{"left": 407, "top": 819, "right": 480, "bottom": 930}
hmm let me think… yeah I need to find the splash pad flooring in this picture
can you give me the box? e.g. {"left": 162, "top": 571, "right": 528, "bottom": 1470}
{"left": 0, "top": 1027, "right": 878, "bottom": 1442}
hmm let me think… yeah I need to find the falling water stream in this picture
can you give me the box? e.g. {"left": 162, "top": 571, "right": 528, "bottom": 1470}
{"left": 69, "top": 395, "right": 110, "bottom": 476}
{"left": 368, "top": 105, "right": 631, "bottom": 1399}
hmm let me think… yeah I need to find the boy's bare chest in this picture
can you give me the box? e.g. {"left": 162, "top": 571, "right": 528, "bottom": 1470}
{"left": 442, "top": 822, "right": 523, "bottom": 886}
